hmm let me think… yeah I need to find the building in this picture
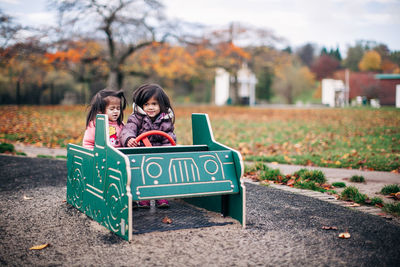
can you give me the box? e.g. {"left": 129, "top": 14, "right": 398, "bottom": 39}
{"left": 374, "top": 74, "right": 400, "bottom": 107}
{"left": 214, "top": 64, "right": 257, "bottom": 106}
{"left": 321, "top": 79, "right": 346, "bottom": 107}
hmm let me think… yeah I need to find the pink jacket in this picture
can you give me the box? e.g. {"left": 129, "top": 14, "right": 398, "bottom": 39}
{"left": 83, "top": 120, "right": 124, "bottom": 149}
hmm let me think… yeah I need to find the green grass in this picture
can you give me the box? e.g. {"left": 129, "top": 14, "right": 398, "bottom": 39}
{"left": 37, "top": 155, "right": 54, "bottom": 159}
{"left": 294, "top": 180, "right": 326, "bottom": 193}
{"left": 380, "top": 184, "right": 400, "bottom": 195}
{"left": 294, "top": 169, "right": 326, "bottom": 184}
{"left": 0, "top": 143, "right": 14, "bottom": 153}
{"left": 259, "top": 168, "right": 284, "bottom": 181}
{"left": 341, "top": 186, "right": 368, "bottom": 204}
{"left": 1, "top": 105, "right": 399, "bottom": 171}
{"left": 350, "top": 175, "right": 365, "bottom": 183}
{"left": 370, "top": 197, "right": 383, "bottom": 206}
{"left": 383, "top": 203, "right": 400, "bottom": 216}
{"left": 332, "top": 182, "right": 346, "bottom": 188}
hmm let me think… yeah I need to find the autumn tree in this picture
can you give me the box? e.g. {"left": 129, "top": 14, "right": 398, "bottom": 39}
{"left": 296, "top": 43, "right": 315, "bottom": 67}
{"left": 0, "top": 40, "right": 51, "bottom": 104}
{"left": 343, "top": 44, "right": 365, "bottom": 71}
{"left": 272, "top": 59, "right": 316, "bottom": 104}
{"left": 197, "top": 22, "right": 281, "bottom": 104}
{"left": 45, "top": 39, "right": 108, "bottom": 102}
{"left": 358, "top": 50, "right": 381, "bottom": 72}
{"left": 310, "top": 54, "right": 340, "bottom": 80}
{"left": 0, "top": 9, "right": 22, "bottom": 49}
{"left": 51, "top": 0, "right": 174, "bottom": 90}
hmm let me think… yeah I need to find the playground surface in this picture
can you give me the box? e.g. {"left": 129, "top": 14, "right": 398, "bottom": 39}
{"left": 1, "top": 154, "right": 400, "bottom": 266}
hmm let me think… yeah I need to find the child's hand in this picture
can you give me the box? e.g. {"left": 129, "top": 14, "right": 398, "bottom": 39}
{"left": 127, "top": 138, "right": 139, "bottom": 147}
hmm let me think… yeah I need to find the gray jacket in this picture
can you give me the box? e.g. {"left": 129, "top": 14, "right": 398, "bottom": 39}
{"left": 119, "top": 105, "right": 176, "bottom": 147}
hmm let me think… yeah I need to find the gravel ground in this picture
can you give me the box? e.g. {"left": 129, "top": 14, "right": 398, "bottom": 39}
{"left": 1, "top": 155, "right": 400, "bottom": 266}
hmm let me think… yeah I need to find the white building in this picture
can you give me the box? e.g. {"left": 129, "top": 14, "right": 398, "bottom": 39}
{"left": 321, "top": 79, "right": 346, "bottom": 107}
{"left": 214, "top": 64, "right": 257, "bottom": 106}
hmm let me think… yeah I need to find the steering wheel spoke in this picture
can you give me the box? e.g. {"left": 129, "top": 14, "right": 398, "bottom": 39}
{"left": 135, "top": 130, "right": 176, "bottom": 147}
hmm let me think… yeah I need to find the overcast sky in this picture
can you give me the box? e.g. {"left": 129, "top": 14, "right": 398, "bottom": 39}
{"left": 1, "top": 0, "right": 399, "bottom": 55}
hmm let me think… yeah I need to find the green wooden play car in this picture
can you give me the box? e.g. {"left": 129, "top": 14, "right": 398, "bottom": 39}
{"left": 67, "top": 113, "right": 246, "bottom": 241}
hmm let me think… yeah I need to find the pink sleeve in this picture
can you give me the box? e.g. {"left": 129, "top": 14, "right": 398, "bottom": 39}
{"left": 82, "top": 121, "right": 96, "bottom": 149}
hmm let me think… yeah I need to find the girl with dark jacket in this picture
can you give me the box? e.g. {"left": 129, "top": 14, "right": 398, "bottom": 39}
{"left": 120, "top": 83, "right": 176, "bottom": 208}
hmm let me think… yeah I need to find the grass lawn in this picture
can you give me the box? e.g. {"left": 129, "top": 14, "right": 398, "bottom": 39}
{"left": 0, "top": 105, "right": 399, "bottom": 172}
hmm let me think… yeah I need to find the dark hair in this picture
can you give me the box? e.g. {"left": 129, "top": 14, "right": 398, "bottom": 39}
{"left": 133, "top": 83, "right": 174, "bottom": 123}
{"left": 86, "top": 89, "right": 127, "bottom": 127}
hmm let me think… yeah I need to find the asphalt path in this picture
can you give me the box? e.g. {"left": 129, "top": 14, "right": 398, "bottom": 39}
{"left": 1, "top": 155, "right": 400, "bottom": 266}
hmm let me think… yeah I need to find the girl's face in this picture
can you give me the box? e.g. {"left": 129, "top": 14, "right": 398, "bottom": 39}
{"left": 105, "top": 96, "right": 121, "bottom": 122}
{"left": 143, "top": 96, "right": 160, "bottom": 120}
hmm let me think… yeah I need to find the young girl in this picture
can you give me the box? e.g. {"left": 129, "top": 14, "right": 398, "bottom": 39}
{"left": 83, "top": 89, "right": 127, "bottom": 149}
{"left": 120, "top": 83, "right": 176, "bottom": 208}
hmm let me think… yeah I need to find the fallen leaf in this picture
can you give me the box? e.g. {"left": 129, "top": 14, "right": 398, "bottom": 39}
{"left": 322, "top": 226, "right": 338, "bottom": 230}
{"left": 29, "top": 244, "right": 50, "bottom": 250}
{"left": 394, "top": 192, "right": 400, "bottom": 200}
{"left": 286, "top": 179, "right": 295, "bottom": 186}
{"left": 23, "top": 195, "right": 33, "bottom": 200}
{"left": 345, "top": 203, "right": 360, "bottom": 207}
{"left": 338, "top": 232, "right": 351, "bottom": 239}
{"left": 271, "top": 162, "right": 279, "bottom": 165}
{"left": 162, "top": 216, "right": 172, "bottom": 224}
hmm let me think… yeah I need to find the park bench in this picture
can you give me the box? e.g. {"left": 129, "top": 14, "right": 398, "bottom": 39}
{"left": 66, "top": 113, "right": 246, "bottom": 241}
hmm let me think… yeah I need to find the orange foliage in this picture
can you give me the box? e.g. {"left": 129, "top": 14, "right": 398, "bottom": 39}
{"left": 45, "top": 48, "right": 86, "bottom": 63}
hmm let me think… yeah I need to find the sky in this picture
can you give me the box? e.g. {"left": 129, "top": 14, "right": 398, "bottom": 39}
{"left": 1, "top": 0, "right": 400, "bottom": 55}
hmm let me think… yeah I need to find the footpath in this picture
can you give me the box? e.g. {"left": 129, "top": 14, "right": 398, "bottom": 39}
{"left": 11, "top": 143, "right": 400, "bottom": 221}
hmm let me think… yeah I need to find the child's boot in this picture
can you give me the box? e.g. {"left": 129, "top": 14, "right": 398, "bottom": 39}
{"left": 156, "top": 199, "right": 169, "bottom": 208}
{"left": 138, "top": 200, "right": 150, "bottom": 209}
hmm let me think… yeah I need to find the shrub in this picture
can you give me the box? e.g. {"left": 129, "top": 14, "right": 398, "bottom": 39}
{"left": 0, "top": 143, "right": 14, "bottom": 153}
{"left": 341, "top": 186, "right": 368, "bottom": 204}
{"left": 350, "top": 175, "right": 365, "bottom": 183}
{"left": 332, "top": 182, "right": 346, "bottom": 188}
{"left": 380, "top": 184, "right": 400, "bottom": 195}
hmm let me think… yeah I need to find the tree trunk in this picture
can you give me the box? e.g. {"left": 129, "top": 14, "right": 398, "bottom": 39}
{"left": 16, "top": 79, "right": 21, "bottom": 105}
{"left": 230, "top": 74, "right": 240, "bottom": 104}
{"left": 107, "top": 70, "right": 120, "bottom": 90}
{"left": 286, "top": 84, "right": 293, "bottom": 104}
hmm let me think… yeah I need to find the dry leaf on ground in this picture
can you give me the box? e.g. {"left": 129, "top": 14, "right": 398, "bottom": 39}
{"left": 162, "top": 216, "right": 172, "bottom": 224}
{"left": 23, "top": 195, "right": 33, "bottom": 200}
{"left": 29, "top": 244, "right": 50, "bottom": 250}
{"left": 338, "top": 232, "right": 351, "bottom": 239}
{"left": 322, "top": 226, "right": 338, "bottom": 230}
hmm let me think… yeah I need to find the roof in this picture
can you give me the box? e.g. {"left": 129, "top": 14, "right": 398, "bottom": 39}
{"left": 375, "top": 74, "right": 400, "bottom": 80}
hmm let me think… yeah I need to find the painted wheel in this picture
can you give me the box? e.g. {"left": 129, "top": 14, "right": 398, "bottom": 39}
{"left": 135, "top": 130, "right": 176, "bottom": 147}
{"left": 71, "top": 168, "right": 84, "bottom": 208}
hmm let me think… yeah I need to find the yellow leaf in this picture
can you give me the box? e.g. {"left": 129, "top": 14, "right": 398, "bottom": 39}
{"left": 335, "top": 161, "right": 341, "bottom": 165}
{"left": 341, "top": 153, "right": 349, "bottom": 159}
{"left": 29, "top": 243, "right": 49, "bottom": 250}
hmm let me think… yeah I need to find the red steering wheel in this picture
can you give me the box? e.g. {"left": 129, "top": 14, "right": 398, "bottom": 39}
{"left": 135, "top": 130, "right": 176, "bottom": 147}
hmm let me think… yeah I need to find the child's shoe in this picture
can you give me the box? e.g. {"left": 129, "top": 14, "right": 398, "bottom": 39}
{"left": 156, "top": 199, "right": 169, "bottom": 209}
{"left": 138, "top": 200, "right": 150, "bottom": 209}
